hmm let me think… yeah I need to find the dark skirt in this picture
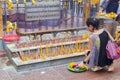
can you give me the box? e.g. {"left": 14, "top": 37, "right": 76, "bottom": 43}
{"left": 106, "top": 3, "right": 119, "bottom": 13}
{"left": 97, "top": 31, "right": 113, "bottom": 67}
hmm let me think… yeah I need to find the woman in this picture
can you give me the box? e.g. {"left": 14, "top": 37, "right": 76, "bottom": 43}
{"left": 79, "top": 18, "right": 114, "bottom": 71}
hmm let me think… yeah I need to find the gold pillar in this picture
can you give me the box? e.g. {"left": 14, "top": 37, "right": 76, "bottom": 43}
{"left": 84, "top": 0, "right": 90, "bottom": 23}
{"left": 0, "top": 0, "right": 3, "bottom": 37}
{"left": 84, "top": 0, "right": 100, "bottom": 23}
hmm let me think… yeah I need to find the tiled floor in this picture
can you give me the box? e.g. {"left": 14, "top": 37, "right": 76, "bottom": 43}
{"left": 0, "top": 51, "right": 120, "bottom": 80}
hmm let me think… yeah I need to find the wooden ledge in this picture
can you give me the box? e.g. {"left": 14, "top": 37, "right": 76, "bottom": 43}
{"left": 17, "top": 27, "right": 86, "bottom": 36}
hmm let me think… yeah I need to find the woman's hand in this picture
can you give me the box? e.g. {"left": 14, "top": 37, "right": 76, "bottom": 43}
{"left": 77, "top": 61, "right": 87, "bottom": 67}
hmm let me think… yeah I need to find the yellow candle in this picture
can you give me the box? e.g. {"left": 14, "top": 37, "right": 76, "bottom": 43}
{"left": 60, "top": 43, "right": 64, "bottom": 55}
{"left": 7, "top": 0, "right": 13, "bottom": 10}
{"left": 75, "top": 41, "right": 79, "bottom": 52}
{"left": 46, "top": 44, "right": 49, "bottom": 57}
{"left": 40, "top": 44, "right": 42, "bottom": 58}
{"left": 115, "top": 30, "right": 119, "bottom": 41}
{"left": 50, "top": 43, "right": 54, "bottom": 57}
{"left": 79, "top": 43, "right": 82, "bottom": 52}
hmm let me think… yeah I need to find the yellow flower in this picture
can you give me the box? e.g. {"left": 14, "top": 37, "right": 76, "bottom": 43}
{"left": 108, "top": 12, "right": 116, "bottom": 19}
{"left": 6, "top": 21, "right": 11, "bottom": 25}
{"left": 6, "top": 21, "right": 13, "bottom": 28}
{"left": 7, "top": 0, "right": 13, "bottom": 10}
{"left": 79, "top": 65, "right": 89, "bottom": 70}
{"left": 6, "top": 21, "right": 18, "bottom": 32}
{"left": 6, "top": 27, "right": 10, "bottom": 32}
{"left": 69, "top": 62, "right": 76, "bottom": 68}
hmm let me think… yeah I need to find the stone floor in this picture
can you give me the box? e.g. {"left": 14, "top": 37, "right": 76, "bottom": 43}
{"left": 0, "top": 51, "right": 120, "bottom": 80}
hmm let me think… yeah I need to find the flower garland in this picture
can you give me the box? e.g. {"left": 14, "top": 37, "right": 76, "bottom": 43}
{"left": 96, "top": 12, "right": 116, "bottom": 19}
{"left": 6, "top": 21, "right": 17, "bottom": 33}
{"left": 7, "top": 0, "right": 13, "bottom": 10}
{"left": 7, "top": 0, "right": 35, "bottom": 10}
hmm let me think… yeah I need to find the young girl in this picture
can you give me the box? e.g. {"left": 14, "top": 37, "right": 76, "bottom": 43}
{"left": 80, "top": 18, "right": 114, "bottom": 71}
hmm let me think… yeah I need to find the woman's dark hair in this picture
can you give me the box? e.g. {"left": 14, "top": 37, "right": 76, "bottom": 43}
{"left": 115, "top": 14, "right": 120, "bottom": 21}
{"left": 86, "top": 18, "right": 99, "bottom": 30}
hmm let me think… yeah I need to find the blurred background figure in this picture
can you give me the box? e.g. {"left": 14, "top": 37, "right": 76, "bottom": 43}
{"left": 116, "top": 14, "right": 120, "bottom": 24}
{"left": 103, "top": 18, "right": 116, "bottom": 38}
{"left": 100, "top": 0, "right": 119, "bottom": 14}
{"left": 117, "top": 1, "right": 120, "bottom": 14}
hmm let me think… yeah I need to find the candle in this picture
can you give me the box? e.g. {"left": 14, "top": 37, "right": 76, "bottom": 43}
{"left": 75, "top": 41, "right": 79, "bottom": 52}
{"left": 79, "top": 43, "right": 82, "bottom": 52}
{"left": 115, "top": 30, "right": 119, "bottom": 41}
{"left": 50, "top": 43, "right": 54, "bottom": 57}
{"left": 40, "top": 44, "right": 43, "bottom": 58}
{"left": 60, "top": 43, "right": 64, "bottom": 55}
{"left": 27, "top": 50, "right": 31, "bottom": 60}
{"left": 46, "top": 44, "right": 49, "bottom": 57}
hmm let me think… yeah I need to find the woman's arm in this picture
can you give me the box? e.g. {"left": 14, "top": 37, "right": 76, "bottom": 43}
{"left": 78, "top": 37, "right": 93, "bottom": 66}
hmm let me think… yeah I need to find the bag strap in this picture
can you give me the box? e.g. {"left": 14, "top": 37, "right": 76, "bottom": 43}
{"left": 105, "top": 29, "right": 115, "bottom": 42}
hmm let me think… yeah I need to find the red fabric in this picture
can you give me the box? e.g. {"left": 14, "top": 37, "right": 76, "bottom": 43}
{"left": 2, "top": 34, "right": 20, "bottom": 42}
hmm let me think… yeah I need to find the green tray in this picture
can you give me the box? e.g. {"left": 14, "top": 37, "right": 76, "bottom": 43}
{"left": 67, "top": 64, "right": 87, "bottom": 73}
